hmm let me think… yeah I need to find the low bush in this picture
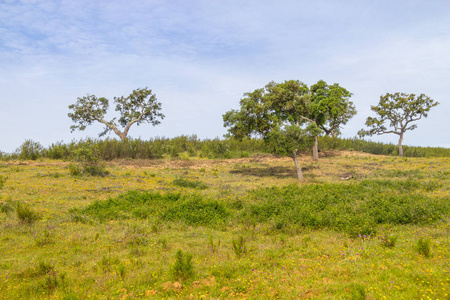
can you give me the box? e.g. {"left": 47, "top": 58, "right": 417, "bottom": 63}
{"left": 172, "top": 177, "right": 208, "bottom": 189}
{"left": 0, "top": 175, "right": 7, "bottom": 189}
{"left": 245, "top": 180, "right": 449, "bottom": 236}
{"left": 70, "top": 146, "right": 108, "bottom": 176}
{"left": 16, "top": 201, "right": 40, "bottom": 224}
{"left": 163, "top": 196, "right": 229, "bottom": 226}
{"left": 417, "top": 237, "right": 431, "bottom": 257}
{"left": 74, "top": 190, "right": 230, "bottom": 227}
{"left": 171, "top": 249, "right": 194, "bottom": 281}
{"left": 16, "top": 139, "right": 43, "bottom": 160}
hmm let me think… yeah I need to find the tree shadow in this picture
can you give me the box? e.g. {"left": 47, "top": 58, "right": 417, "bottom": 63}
{"left": 229, "top": 166, "right": 297, "bottom": 178}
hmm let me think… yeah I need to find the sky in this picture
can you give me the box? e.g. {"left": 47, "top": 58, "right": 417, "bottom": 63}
{"left": 1, "top": 0, "right": 449, "bottom": 153}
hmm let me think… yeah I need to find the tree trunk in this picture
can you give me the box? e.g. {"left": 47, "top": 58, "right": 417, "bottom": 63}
{"left": 398, "top": 132, "right": 404, "bottom": 157}
{"left": 113, "top": 129, "right": 127, "bottom": 141}
{"left": 292, "top": 154, "right": 304, "bottom": 181}
{"left": 312, "top": 135, "right": 319, "bottom": 161}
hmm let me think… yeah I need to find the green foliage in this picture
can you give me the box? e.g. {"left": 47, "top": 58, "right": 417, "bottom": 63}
{"left": 34, "top": 229, "right": 55, "bottom": 246}
{"left": 0, "top": 200, "right": 13, "bottom": 214}
{"left": 380, "top": 234, "right": 398, "bottom": 248}
{"left": 417, "top": 237, "right": 431, "bottom": 257}
{"left": 0, "top": 175, "right": 7, "bottom": 189}
{"left": 171, "top": 249, "right": 194, "bottom": 281}
{"left": 68, "top": 88, "right": 164, "bottom": 140}
{"left": 74, "top": 190, "right": 181, "bottom": 221}
{"left": 16, "top": 201, "right": 40, "bottom": 224}
{"left": 115, "top": 264, "right": 127, "bottom": 280}
{"left": 45, "top": 141, "right": 71, "bottom": 159}
{"left": 172, "top": 177, "right": 208, "bottom": 189}
{"left": 70, "top": 146, "right": 108, "bottom": 176}
{"left": 16, "top": 139, "right": 43, "bottom": 160}
{"left": 245, "top": 180, "right": 449, "bottom": 236}
{"left": 223, "top": 79, "right": 355, "bottom": 175}
{"left": 231, "top": 236, "right": 247, "bottom": 258}
{"left": 3, "top": 135, "right": 449, "bottom": 162}
{"left": 318, "top": 136, "right": 450, "bottom": 157}
{"left": 359, "top": 92, "right": 438, "bottom": 156}
{"left": 208, "top": 235, "right": 220, "bottom": 254}
{"left": 309, "top": 80, "right": 356, "bottom": 136}
{"left": 75, "top": 191, "right": 229, "bottom": 226}
{"left": 163, "top": 196, "right": 229, "bottom": 226}
{"left": 349, "top": 283, "right": 366, "bottom": 300}
{"left": 265, "top": 123, "right": 319, "bottom": 157}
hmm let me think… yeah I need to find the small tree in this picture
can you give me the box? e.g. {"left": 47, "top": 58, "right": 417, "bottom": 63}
{"left": 68, "top": 88, "right": 164, "bottom": 141}
{"left": 263, "top": 80, "right": 355, "bottom": 161}
{"left": 223, "top": 81, "right": 320, "bottom": 181}
{"left": 358, "top": 92, "right": 438, "bottom": 156}
{"left": 308, "top": 80, "right": 355, "bottom": 160}
{"left": 16, "top": 139, "right": 44, "bottom": 160}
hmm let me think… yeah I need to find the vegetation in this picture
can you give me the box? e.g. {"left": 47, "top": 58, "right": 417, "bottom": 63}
{"left": 68, "top": 87, "right": 165, "bottom": 141}
{"left": 1, "top": 136, "right": 449, "bottom": 162}
{"left": 68, "top": 146, "right": 108, "bottom": 176}
{"left": 0, "top": 152, "right": 448, "bottom": 299}
{"left": 359, "top": 92, "right": 439, "bottom": 156}
{"left": 223, "top": 80, "right": 355, "bottom": 166}
{"left": 222, "top": 80, "right": 355, "bottom": 179}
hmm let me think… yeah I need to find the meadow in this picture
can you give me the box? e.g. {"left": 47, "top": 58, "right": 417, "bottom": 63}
{"left": 0, "top": 151, "right": 449, "bottom": 299}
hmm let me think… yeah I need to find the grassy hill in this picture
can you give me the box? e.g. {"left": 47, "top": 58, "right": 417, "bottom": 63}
{"left": 0, "top": 152, "right": 448, "bottom": 299}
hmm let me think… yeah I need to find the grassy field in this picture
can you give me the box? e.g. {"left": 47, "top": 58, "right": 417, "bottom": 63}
{"left": 0, "top": 151, "right": 449, "bottom": 299}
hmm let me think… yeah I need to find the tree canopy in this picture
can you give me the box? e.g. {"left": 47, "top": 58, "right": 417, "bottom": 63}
{"left": 68, "top": 88, "right": 164, "bottom": 141}
{"left": 224, "top": 80, "right": 355, "bottom": 162}
{"left": 358, "top": 92, "right": 438, "bottom": 156}
{"left": 223, "top": 80, "right": 321, "bottom": 180}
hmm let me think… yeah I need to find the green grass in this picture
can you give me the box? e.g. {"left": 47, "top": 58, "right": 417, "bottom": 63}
{"left": 0, "top": 153, "right": 448, "bottom": 299}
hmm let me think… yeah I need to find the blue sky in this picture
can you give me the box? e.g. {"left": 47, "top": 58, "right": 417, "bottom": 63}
{"left": 1, "top": 0, "right": 449, "bottom": 153}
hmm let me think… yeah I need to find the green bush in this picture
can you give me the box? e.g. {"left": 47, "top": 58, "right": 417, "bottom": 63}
{"left": 245, "top": 180, "right": 449, "bottom": 236}
{"left": 16, "top": 201, "right": 40, "bottom": 224}
{"left": 173, "top": 177, "right": 208, "bottom": 190}
{"left": 231, "top": 236, "right": 247, "bottom": 258}
{"left": 0, "top": 200, "right": 13, "bottom": 214}
{"left": 349, "top": 283, "right": 366, "bottom": 300}
{"left": 16, "top": 139, "right": 43, "bottom": 160}
{"left": 417, "top": 237, "right": 431, "bottom": 257}
{"left": 163, "top": 196, "right": 229, "bottom": 226}
{"left": 73, "top": 191, "right": 181, "bottom": 221}
{"left": 75, "top": 190, "right": 229, "bottom": 227}
{"left": 0, "top": 175, "right": 7, "bottom": 189}
{"left": 171, "top": 249, "right": 194, "bottom": 281}
{"left": 380, "top": 234, "right": 398, "bottom": 248}
{"left": 70, "top": 146, "right": 108, "bottom": 176}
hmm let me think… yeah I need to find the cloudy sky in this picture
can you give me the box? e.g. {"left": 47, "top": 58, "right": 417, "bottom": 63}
{"left": 1, "top": 0, "right": 449, "bottom": 153}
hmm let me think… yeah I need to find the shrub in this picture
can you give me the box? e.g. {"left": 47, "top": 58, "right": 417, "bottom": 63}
{"left": 349, "top": 283, "right": 366, "bottom": 300}
{"left": 163, "top": 196, "right": 229, "bottom": 226}
{"left": 380, "top": 234, "right": 397, "bottom": 248}
{"left": 172, "top": 177, "right": 208, "bottom": 190}
{"left": 71, "top": 146, "right": 108, "bottom": 176}
{"left": 0, "top": 201, "right": 13, "bottom": 214}
{"left": 231, "top": 236, "right": 247, "bottom": 258}
{"left": 171, "top": 249, "right": 194, "bottom": 281}
{"left": 75, "top": 190, "right": 181, "bottom": 221}
{"left": 245, "top": 180, "right": 449, "bottom": 236}
{"left": 0, "top": 175, "right": 7, "bottom": 189}
{"left": 417, "top": 237, "right": 431, "bottom": 257}
{"left": 17, "top": 139, "right": 43, "bottom": 160}
{"left": 16, "top": 201, "right": 40, "bottom": 224}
